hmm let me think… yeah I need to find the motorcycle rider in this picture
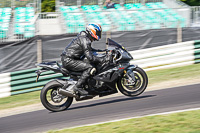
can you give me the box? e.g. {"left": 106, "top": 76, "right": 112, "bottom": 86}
{"left": 61, "top": 23, "right": 110, "bottom": 96}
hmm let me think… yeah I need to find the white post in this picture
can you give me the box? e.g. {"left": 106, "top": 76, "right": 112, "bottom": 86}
{"left": 37, "top": 39, "right": 42, "bottom": 64}
{"left": 55, "top": 0, "right": 59, "bottom": 12}
{"left": 98, "top": 0, "right": 103, "bottom": 5}
{"left": 77, "top": 0, "right": 81, "bottom": 7}
{"left": 120, "top": 0, "right": 124, "bottom": 6}
{"left": 142, "top": 0, "right": 146, "bottom": 5}
{"left": 177, "top": 20, "right": 182, "bottom": 43}
{"left": 39, "top": 0, "right": 41, "bottom": 13}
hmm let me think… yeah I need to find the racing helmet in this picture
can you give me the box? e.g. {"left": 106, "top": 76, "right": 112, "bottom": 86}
{"left": 86, "top": 23, "right": 102, "bottom": 41}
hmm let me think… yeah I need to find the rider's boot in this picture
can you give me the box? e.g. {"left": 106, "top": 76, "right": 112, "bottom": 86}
{"left": 73, "top": 69, "right": 91, "bottom": 96}
{"left": 73, "top": 84, "right": 88, "bottom": 96}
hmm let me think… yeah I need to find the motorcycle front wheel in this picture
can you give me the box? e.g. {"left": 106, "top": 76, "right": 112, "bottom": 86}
{"left": 117, "top": 67, "right": 148, "bottom": 97}
{"left": 40, "top": 80, "right": 73, "bottom": 112}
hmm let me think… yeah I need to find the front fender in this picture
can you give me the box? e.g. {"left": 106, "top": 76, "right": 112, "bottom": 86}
{"left": 126, "top": 64, "right": 138, "bottom": 71}
{"left": 55, "top": 79, "right": 67, "bottom": 86}
{"left": 43, "top": 79, "right": 67, "bottom": 88}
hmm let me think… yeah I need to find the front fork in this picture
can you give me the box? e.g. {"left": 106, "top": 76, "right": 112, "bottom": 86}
{"left": 123, "top": 65, "right": 138, "bottom": 85}
{"left": 126, "top": 69, "right": 136, "bottom": 81}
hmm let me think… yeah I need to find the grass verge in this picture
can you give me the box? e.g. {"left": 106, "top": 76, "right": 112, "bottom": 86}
{"left": 46, "top": 109, "right": 200, "bottom": 133}
{"left": 0, "top": 63, "right": 200, "bottom": 110}
{"left": 0, "top": 91, "right": 40, "bottom": 110}
{"left": 147, "top": 63, "right": 200, "bottom": 85}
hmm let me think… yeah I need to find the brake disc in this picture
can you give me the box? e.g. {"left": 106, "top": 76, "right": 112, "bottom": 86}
{"left": 131, "top": 73, "right": 141, "bottom": 90}
{"left": 123, "top": 73, "right": 141, "bottom": 90}
{"left": 51, "top": 89, "right": 63, "bottom": 103}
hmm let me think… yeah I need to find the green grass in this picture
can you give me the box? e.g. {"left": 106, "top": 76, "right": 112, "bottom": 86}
{"left": 0, "top": 90, "right": 41, "bottom": 110}
{"left": 146, "top": 63, "right": 200, "bottom": 85}
{"left": 47, "top": 110, "right": 200, "bottom": 133}
{"left": 0, "top": 63, "right": 200, "bottom": 110}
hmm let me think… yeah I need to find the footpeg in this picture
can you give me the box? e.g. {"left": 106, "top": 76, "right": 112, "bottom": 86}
{"left": 75, "top": 95, "right": 94, "bottom": 101}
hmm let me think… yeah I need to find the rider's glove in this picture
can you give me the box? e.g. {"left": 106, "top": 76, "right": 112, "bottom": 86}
{"left": 104, "top": 53, "right": 112, "bottom": 63}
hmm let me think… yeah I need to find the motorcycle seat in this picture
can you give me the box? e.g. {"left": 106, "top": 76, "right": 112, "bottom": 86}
{"left": 37, "top": 61, "right": 82, "bottom": 76}
{"left": 61, "top": 67, "right": 82, "bottom": 76}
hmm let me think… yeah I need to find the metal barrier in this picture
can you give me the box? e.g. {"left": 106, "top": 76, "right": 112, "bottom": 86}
{"left": 0, "top": 40, "right": 200, "bottom": 98}
{"left": 0, "top": 68, "right": 64, "bottom": 98}
{"left": 191, "top": 6, "right": 200, "bottom": 26}
{"left": 130, "top": 40, "right": 200, "bottom": 71}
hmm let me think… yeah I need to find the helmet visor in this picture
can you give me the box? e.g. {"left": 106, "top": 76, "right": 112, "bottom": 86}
{"left": 96, "top": 30, "right": 101, "bottom": 39}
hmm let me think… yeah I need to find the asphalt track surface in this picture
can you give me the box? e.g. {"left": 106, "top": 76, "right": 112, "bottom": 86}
{"left": 1, "top": 84, "right": 200, "bottom": 133}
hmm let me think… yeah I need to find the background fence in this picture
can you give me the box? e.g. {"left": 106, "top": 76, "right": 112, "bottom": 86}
{"left": 0, "top": 0, "right": 41, "bottom": 12}
{"left": 0, "top": 39, "right": 200, "bottom": 98}
{"left": 1, "top": 1, "right": 200, "bottom": 42}
{"left": 1, "top": 28, "right": 200, "bottom": 73}
{"left": 0, "top": 0, "right": 40, "bottom": 42}
{"left": 191, "top": 6, "right": 200, "bottom": 26}
{"left": 0, "top": 0, "right": 200, "bottom": 98}
{"left": 56, "top": 0, "right": 182, "bottom": 7}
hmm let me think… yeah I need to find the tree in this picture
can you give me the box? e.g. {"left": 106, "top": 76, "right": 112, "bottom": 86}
{"left": 0, "top": 0, "right": 11, "bottom": 8}
{"left": 41, "top": 0, "right": 55, "bottom": 12}
{"left": 181, "top": 0, "right": 200, "bottom": 6}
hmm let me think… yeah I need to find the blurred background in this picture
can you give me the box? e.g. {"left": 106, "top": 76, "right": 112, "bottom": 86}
{"left": 0, "top": 0, "right": 200, "bottom": 41}
{"left": 1, "top": 0, "right": 200, "bottom": 70}
{"left": 0, "top": 2, "right": 200, "bottom": 133}
{"left": 0, "top": 0, "right": 200, "bottom": 97}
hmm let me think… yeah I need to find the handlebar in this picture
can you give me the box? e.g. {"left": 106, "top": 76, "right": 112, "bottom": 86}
{"left": 111, "top": 49, "right": 122, "bottom": 64}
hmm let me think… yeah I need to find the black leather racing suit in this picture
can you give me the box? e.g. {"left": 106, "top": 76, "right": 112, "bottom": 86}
{"left": 61, "top": 31, "right": 106, "bottom": 89}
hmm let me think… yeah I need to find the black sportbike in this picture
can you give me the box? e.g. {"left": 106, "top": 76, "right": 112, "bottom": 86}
{"left": 36, "top": 38, "right": 148, "bottom": 112}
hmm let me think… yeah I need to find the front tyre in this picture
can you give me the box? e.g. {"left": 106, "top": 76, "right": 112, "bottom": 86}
{"left": 40, "top": 80, "right": 73, "bottom": 112}
{"left": 117, "top": 67, "right": 148, "bottom": 97}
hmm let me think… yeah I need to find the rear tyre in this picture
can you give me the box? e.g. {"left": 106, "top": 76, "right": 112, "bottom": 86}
{"left": 117, "top": 67, "right": 148, "bottom": 97}
{"left": 40, "top": 80, "right": 73, "bottom": 112}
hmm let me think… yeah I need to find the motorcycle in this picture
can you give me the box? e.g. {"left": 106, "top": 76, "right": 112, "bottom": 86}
{"left": 36, "top": 38, "right": 148, "bottom": 112}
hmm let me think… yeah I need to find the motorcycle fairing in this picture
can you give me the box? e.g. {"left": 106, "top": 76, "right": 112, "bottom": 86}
{"left": 107, "top": 38, "right": 133, "bottom": 62}
{"left": 107, "top": 38, "right": 124, "bottom": 50}
{"left": 93, "top": 63, "right": 130, "bottom": 82}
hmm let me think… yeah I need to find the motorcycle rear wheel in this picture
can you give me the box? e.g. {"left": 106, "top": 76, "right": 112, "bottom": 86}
{"left": 40, "top": 80, "right": 73, "bottom": 112}
{"left": 117, "top": 67, "right": 148, "bottom": 97}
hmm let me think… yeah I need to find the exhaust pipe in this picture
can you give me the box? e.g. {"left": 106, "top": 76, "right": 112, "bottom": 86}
{"left": 58, "top": 88, "right": 76, "bottom": 97}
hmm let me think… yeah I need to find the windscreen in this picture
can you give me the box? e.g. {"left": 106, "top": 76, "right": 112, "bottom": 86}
{"left": 107, "top": 38, "right": 127, "bottom": 52}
